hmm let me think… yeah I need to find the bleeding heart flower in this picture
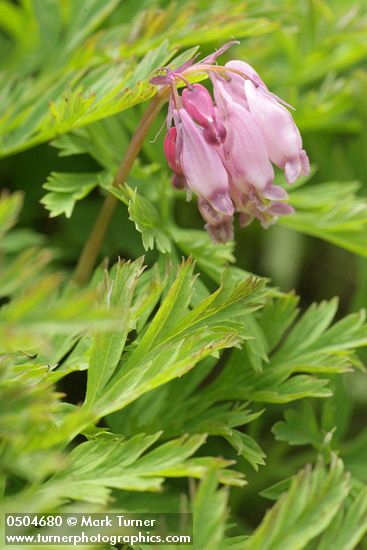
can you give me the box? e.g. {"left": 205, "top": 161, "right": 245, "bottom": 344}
{"left": 153, "top": 42, "right": 309, "bottom": 242}
{"left": 244, "top": 79, "right": 310, "bottom": 184}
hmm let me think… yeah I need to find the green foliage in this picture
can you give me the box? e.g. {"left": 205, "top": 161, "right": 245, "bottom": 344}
{"left": 85, "top": 258, "right": 145, "bottom": 405}
{"left": 0, "top": 194, "right": 122, "bottom": 354}
{"left": 0, "top": 5, "right": 173, "bottom": 155}
{"left": 272, "top": 403, "right": 325, "bottom": 450}
{"left": 204, "top": 295, "right": 367, "bottom": 406}
{"left": 115, "top": 184, "right": 172, "bottom": 253}
{"left": 2, "top": 1, "right": 367, "bottom": 548}
{"left": 85, "top": 260, "right": 266, "bottom": 418}
{"left": 192, "top": 470, "right": 229, "bottom": 550}
{"left": 315, "top": 486, "right": 367, "bottom": 550}
{"left": 41, "top": 172, "right": 109, "bottom": 218}
{"left": 282, "top": 180, "right": 367, "bottom": 257}
{"left": 0, "top": 0, "right": 276, "bottom": 157}
{"left": 242, "top": 457, "right": 350, "bottom": 550}
{"left": 45, "top": 433, "right": 243, "bottom": 506}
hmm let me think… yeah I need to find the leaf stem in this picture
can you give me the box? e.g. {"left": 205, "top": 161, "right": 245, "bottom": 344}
{"left": 73, "top": 88, "right": 169, "bottom": 286}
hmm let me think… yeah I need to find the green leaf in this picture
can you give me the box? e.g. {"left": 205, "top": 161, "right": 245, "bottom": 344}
{"left": 85, "top": 258, "right": 145, "bottom": 405}
{"left": 260, "top": 478, "right": 293, "bottom": 501}
{"left": 51, "top": 113, "right": 131, "bottom": 171}
{"left": 0, "top": 247, "right": 52, "bottom": 297}
{"left": 46, "top": 433, "right": 243, "bottom": 505}
{"left": 0, "top": 192, "right": 23, "bottom": 240}
{"left": 272, "top": 299, "right": 339, "bottom": 361}
{"left": 316, "top": 487, "right": 367, "bottom": 550}
{"left": 59, "top": 0, "right": 121, "bottom": 58}
{"left": 282, "top": 182, "right": 367, "bottom": 257}
{"left": 0, "top": 37, "right": 175, "bottom": 156}
{"left": 343, "top": 428, "right": 367, "bottom": 483}
{"left": 41, "top": 172, "right": 108, "bottom": 218}
{"left": 171, "top": 226, "right": 235, "bottom": 283}
{"left": 90, "top": 263, "right": 266, "bottom": 417}
{"left": 224, "top": 431, "right": 266, "bottom": 470}
{"left": 0, "top": 360, "right": 92, "bottom": 485}
{"left": 242, "top": 457, "right": 350, "bottom": 550}
{"left": 111, "top": 184, "right": 172, "bottom": 253}
{"left": 208, "top": 296, "right": 366, "bottom": 405}
{"left": 0, "top": 228, "right": 46, "bottom": 254}
{"left": 107, "top": 377, "right": 264, "bottom": 469}
{"left": 159, "top": 268, "right": 265, "bottom": 342}
{"left": 257, "top": 292, "right": 299, "bottom": 351}
{"left": 192, "top": 469, "right": 229, "bottom": 550}
{"left": 0, "top": 273, "right": 122, "bottom": 353}
{"left": 272, "top": 403, "right": 324, "bottom": 449}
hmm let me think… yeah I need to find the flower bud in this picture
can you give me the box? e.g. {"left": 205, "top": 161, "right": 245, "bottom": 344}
{"left": 182, "top": 83, "right": 227, "bottom": 145}
{"left": 163, "top": 127, "right": 183, "bottom": 175}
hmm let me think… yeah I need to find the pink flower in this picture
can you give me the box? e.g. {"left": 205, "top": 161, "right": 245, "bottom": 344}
{"left": 244, "top": 80, "right": 310, "bottom": 184}
{"left": 153, "top": 42, "right": 309, "bottom": 242}
{"left": 176, "top": 108, "right": 234, "bottom": 217}
{"left": 225, "top": 59, "right": 268, "bottom": 90}
{"left": 213, "top": 77, "right": 274, "bottom": 193}
{"left": 182, "top": 83, "right": 227, "bottom": 145}
{"left": 163, "top": 127, "right": 186, "bottom": 189}
{"left": 212, "top": 76, "right": 292, "bottom": 228}
{"left": 198, "top": 197, "right": 234, "bottom": 243}
{"left": 163, "top": 127, "right": 182, "bottom": 174}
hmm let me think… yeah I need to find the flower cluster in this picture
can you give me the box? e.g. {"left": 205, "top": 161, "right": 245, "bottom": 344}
{"left": 153, "top": 43, "right": 309, "bottom": 242}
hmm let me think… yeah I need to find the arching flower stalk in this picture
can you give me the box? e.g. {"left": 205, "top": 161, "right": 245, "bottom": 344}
{"left": 151, "top": 41, "right": 310, "bottom": 243}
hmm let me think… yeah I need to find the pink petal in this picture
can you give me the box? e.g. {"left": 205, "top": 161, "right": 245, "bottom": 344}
{"left": 300, "top": 149, "right": 310, "bottom": 176}
{"left": 285, "top": 160, "right": 301, "bottom": 184}
{"left": 182, "top": 83, "right": 216, "bottom": 127}
{"left": 178, "top": 109, "right": 234, "bottom": 216}
{"left": 262, "top": 183, "right": 289, "bottom": 200}
{"left": 220, "top": 99, "right": 274, "bottom": 192}
{"left": 164, "top": 127, "right": 182, "bottom": 174}
{"left": 211, "top": 72, "right": 248, "bottom": 110}
{"left": 183, "top": 83, "right": 227, "bottom": 145}
{"left": 225, "top": 60, "right": 268, "bottom": 90}
{"left": 267, "top": 203, "right": 295, "bottom": 216}
{"left": 205, "top": 220, "right": 234, "bottom": 243}
{"left": 244, "top": 80, "right": 307, "bottom": 183}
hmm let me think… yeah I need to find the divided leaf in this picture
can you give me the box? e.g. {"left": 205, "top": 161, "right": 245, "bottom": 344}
{"left": 89, "top": 261, "right": 266, "bottom": 417}
{"left": 316, "top": 487, "right": 367, "bottom": 550}
{"left": 0, "top": 192, "right": 23, "bottom": 241}
{"left": 46, "top": 433, "right": 244, "bottom": 505}
{"left": 192, "top": 470, "right": 229, "bottom": 550}
{"left": 242, "top": 457, "right": 350, "bottom": 550}
{"left": 41, "top": 172, "right": 111, "bottom": 218}
{"left": 85, "top": 258, "right": 145, "bottom": 405}
{"left": 272, "top": 403, "right": 324, "bottom": 450}
{"left": 282, "top": 181, "right": 367, "bottom": 257}
{"left": 209, "top": 295, "right": 367, "bottom": 405}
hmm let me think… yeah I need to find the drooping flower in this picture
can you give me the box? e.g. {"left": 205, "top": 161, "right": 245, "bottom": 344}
{"left": 212, "top": 74, "right": 295, "bottom": 228}
{"left": 175, "top": 108, "right": 234, "bottom": 217}
{"left": 153, "top": 42, "right": 309, "bottom": 242}
{"left": 244, "top": 79, "right": 310, "bottom": 184}
{"left": 212, "top": 76, "right": 274, "bottom": 193}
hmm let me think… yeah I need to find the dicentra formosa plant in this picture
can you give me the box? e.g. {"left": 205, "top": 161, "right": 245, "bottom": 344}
{"left": 154, "top": 41, "right": 310, "bottom": 242}
{"left": 75, "top": 41, "right": 309, "bottom": 285}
